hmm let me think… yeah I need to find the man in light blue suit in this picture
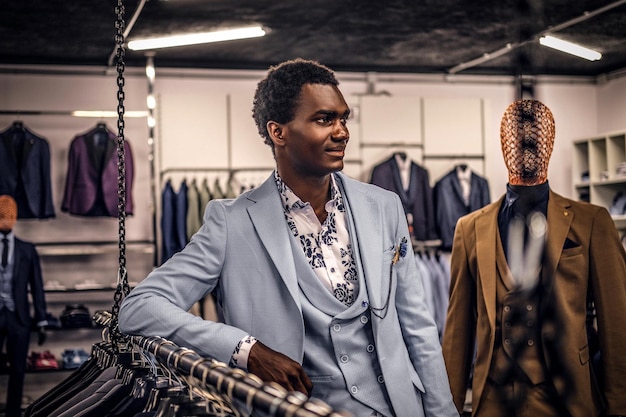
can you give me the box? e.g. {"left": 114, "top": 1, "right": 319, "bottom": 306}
{"left": 119, "top": 58, "right": 457, "bottom": 417}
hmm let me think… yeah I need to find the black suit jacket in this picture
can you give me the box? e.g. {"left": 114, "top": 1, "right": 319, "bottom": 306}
{"left": 0, "top": 124, "right": 55, "bottom": 219}
{"left": 369, "top": 155, "right": 438, "bottom": 241}
{"left": 433, "top": 167, "right": 491, "bottom": 250}
{"left": 12, "top": 237, "right": 47, "bottom": 327}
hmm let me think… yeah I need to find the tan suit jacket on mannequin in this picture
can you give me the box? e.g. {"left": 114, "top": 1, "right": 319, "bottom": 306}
{"left": 442, "top": 190, "right": 626, "bottom": 417}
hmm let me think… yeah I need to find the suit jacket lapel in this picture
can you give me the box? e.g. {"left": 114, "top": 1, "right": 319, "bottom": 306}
{"left": 21, "top": 129, "right": 35, "bottom": 168}
{"left": 389, "top": 157, "right": 410, "bottom": 202}
{"left": 246, "top": 174, "right": 301, "bottom": 309}
{"left": 543, "top": 191, "right": 573, "bottom": 291}
{"left": 476, "top": 198, "right": 502, "bottom": 332}
{"left": 336, "top": 173, "right": 385, "bottom": 310}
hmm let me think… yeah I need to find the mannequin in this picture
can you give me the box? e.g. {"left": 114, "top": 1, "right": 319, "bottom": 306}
{"left": 442, "top": 100, "right": 626, "bottom": 417}
{"left": 0, "top": 195, "right": 48, "bottom": 417}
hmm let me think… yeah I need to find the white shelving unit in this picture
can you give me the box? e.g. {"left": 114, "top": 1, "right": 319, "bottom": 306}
{"left": 573, "top": 130, "right": 626, "bottom": 230}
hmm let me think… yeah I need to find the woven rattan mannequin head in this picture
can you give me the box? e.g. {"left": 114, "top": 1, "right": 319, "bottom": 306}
{"left": 500, "top": 100, "right": 555, "bottom": 186}
{"left": 0, "top": 195, "right": 17, "bottom": 233}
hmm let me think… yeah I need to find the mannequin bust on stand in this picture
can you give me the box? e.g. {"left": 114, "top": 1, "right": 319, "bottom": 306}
{"left": 0, "top": 194, "right": 48, "bottom": 417}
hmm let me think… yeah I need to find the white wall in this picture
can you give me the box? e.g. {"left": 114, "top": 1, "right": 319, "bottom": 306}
{"left": 597, "top": 76, "right": 626, "bottom": 134}
{"left": 2, "top": 67, "right": 626, "bottom": 237}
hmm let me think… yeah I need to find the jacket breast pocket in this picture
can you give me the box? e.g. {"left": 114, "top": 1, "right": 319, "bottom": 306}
{"left": 561, "top": 245, "right": 583, "bottom": 258}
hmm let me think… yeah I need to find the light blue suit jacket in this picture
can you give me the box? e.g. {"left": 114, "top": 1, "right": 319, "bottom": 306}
{"left": 119, "top": 172, "right": 457, "bottom": 417}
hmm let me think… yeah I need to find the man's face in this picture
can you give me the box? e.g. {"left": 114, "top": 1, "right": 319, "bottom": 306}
{"left": 280, "top": 83, "right": 350, "bottom": 177}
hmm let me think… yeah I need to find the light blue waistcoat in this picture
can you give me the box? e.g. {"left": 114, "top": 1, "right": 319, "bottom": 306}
{"left": 288, "top": 229, "right": 393, "bottom": 417}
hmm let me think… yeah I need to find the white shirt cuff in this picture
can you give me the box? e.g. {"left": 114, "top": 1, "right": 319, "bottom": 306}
{"left": 229, "top": 335, "right": 257, "bottom": 371}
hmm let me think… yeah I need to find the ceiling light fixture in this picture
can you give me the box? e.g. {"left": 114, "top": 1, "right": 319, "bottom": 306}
{"left": 539, "top": 35, "right": 602, "bottom": 61}
{"left": 128, "top": 26, "right": 266, "bottom": 51}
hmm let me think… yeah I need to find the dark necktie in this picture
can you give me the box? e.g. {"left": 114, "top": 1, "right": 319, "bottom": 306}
{"left": 1, "top": 237, "right": 8, "bottom": 268}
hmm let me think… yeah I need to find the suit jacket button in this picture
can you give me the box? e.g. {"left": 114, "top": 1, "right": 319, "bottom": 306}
{"left": 350, "top": 386, "right": 358, "bottom": 394}
{"left": 377, "top": 375, "right": 384, "bottom": 383}
{"left": 340, "top": 355, "right": 349, "bottom": 363}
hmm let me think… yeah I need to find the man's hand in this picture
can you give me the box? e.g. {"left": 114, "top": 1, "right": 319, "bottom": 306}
{"left": 37, "top": 326, "right": 47, "bottom": 345}
{"left": 247, "top": 341, "right": 313, "bottom": 396}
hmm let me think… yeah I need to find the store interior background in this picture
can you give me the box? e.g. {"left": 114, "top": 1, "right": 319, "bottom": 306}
{"left": 1, "top": 0, "right": 626, "bottom": 411}
{"left": 2, "top": 0, "right": 626, "bottom": 258}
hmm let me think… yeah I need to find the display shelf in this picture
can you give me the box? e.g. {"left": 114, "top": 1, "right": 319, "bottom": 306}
{"left": 572, "top": 130, "right": 626, "bottom": 228}
{"left": 36, "top": 241, "right": 154, "bottom": 256}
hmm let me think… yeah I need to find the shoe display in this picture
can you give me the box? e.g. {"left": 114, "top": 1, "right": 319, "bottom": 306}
{"left": 60, "top": 304, "right": 94, "bottom": 328}
{"left": 28, "top": 351, "right": 60, "bottom": 371}
{"left": 61, "top": 348, "right": 90, "bottom": 369}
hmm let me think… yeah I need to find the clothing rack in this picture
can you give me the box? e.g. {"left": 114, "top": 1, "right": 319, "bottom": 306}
{"left": 160, "top": 167, "right": 274, "bottom": 182}
{"left": 94, "top": 311, "right": 350, "bottom": 417}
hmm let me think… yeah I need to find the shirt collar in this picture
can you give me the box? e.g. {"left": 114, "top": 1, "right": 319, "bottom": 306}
{"left": 456, "top": 165, "right": 472, "bottom": 182}
{"left": 274, "top": 172, "right": 342, "bottom": 214}
{"left": 504, "top": 181, "right": 550, "bottom": 209}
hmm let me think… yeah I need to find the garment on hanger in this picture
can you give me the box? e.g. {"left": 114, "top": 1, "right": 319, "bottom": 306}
{"left": 369, "top": 152, "right": 438, "bottom": 241}
{"left": 0, "top": 121, "right": 55, "bottom": 219}
{"left": 433, "top": 164, "right": 491, "bottom": 251}
{"left": 414, "top": 247, "right": 450, "bottom": 340}
{"left": 61, "top": 124, "right": 134, "bottom": 217}
{"left": 26, "top": 334, "right": 243, "bottom": 417}
{"left": 160, "top": 179, "right": 188, "bottom": 264}
{"left": 186, "top": 178, "right": 202, "bottom": 240}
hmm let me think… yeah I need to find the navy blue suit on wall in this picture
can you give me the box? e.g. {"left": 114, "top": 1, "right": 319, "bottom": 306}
{"left": 433, "top": 167, "right": 491, "bottom": 251}
{"left": 369, "top": 155, "right": 438, "bottom": 241}
{"left": 0, "top": 123, "right": 55, "bottom": 219}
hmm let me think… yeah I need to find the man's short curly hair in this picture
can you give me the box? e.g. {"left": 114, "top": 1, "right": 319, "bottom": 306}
{"left": 252, "top": 58, "right": 339, "bottom": 150}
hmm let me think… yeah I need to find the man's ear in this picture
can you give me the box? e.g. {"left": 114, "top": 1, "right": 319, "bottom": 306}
{"left": 267, "top": 121, "right": 285, "bottom": 147}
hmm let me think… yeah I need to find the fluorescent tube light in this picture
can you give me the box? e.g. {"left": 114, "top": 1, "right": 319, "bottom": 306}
{"left": 539, "top": 35, "right": 602, "bottom": 61}
{"left": 128, "top": 26, "right": 266, "bottom": 51}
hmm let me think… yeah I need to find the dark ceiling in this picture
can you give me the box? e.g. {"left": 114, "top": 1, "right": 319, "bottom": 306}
{"left": 2, "top": 0, "right": 626, "bottom": 78}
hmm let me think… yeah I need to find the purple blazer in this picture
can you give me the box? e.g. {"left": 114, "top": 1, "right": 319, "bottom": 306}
{"left": 61, "top": 126, "right": 134, "bottom": 217}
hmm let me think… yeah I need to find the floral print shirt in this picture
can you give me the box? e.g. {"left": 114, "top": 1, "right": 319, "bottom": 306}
{"left": 275, "top": 171, "right": 358, "bottom": 306}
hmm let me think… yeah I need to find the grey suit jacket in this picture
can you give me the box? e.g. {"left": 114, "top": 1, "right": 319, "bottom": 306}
{"left": 119, "top": 171, "right": 457, "bottom": 417}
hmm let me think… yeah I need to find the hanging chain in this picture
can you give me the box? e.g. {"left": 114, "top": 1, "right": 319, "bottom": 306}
{"left": 110, "top": 0, "right": 130, "bottom": 348}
